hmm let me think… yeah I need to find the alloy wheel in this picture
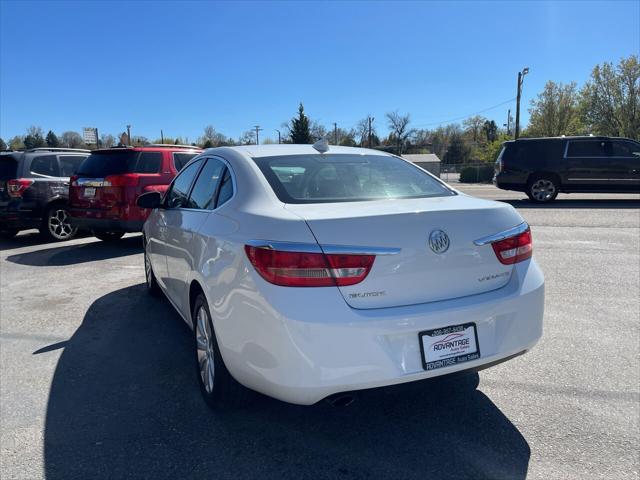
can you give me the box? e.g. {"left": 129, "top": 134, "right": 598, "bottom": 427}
{"left": 48, "top": 208, "right": 77, "bottom": 240}
{"left": 530, "top": 179, "right": 556, "bottom": 202}
{"left": 195, "top": 306, "right": 216, "bottom": 394}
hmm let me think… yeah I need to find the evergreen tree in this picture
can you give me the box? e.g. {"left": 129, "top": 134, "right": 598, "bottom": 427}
{"left": 23, "top": 133, "right": 45, "bottom": 149}
{"left": 289, "top": 103, "right": 312, "bottom": 144}
{"left": 46, "top": 130, "right": 60, "bottom": 147}
{"left": 0, "top": 138, "right": 6, "bottom": 151}
{"left": 444, "top": 131, "right": 471, "bottom": 164}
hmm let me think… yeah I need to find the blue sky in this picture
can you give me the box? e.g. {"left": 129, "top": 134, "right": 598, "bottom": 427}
{"left": 1, "top": 0, "right": 638, "bottom": 143}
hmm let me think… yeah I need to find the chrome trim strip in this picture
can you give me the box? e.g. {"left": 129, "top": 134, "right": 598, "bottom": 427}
{"left": 567, "top": 178, "right": 638, "bottom": 181}
{"left": 76, "top": 177, "right": 105, "bottom": 187}
{"left": 245, "top": 240, "right": 401, "bottom": 255}
{"left": 473, "top": 222, "right": 529, "bottom": 246}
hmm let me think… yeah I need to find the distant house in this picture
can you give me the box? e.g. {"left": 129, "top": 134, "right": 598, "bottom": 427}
{"left": 402, "top": 153, "right": 441, "bottom": 177}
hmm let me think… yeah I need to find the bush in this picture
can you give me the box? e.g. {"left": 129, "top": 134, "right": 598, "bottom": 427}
{"left": 459, "top": 164, "right": 494, "bottom": 183}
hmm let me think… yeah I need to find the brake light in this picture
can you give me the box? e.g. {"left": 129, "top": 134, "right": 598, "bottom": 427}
{"left": 7, "top": 179, "right": 34, "bottom": 197}
{"left": 244, "top": 245, "right": 375, "bottom": 287}
{"left": 70, "top": 175, "right": 78, "bottom": 187}
{"left": 491, "top": 228, "right": 533, "bottom": 265}
{"left": 104, "top": 174, "right": 139, "bottom": 187}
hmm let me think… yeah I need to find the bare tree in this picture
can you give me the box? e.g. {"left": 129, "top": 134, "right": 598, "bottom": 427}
{"left": 462, "top": 115, "right": 487, "bottom": 143}
{"left": 200, "top": 125, "right": 229, "bottom": 147}
{"left": 100, "top": 134, "right": 116, "bottom": 148}
{"left": 310, "top": 121, "right": 327, "bottom": 141}
{"left": 60, "top": 131, "right": 84, "bottom": 148}
{"left": 386, "top": 111, "right": 412, "bottom": 155}
{"left": 355, "top": 117, "right": 377, "bottom": 147}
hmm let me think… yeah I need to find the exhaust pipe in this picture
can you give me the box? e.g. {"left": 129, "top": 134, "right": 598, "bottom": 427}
{"left": 326, "top": 393, "right": 356, "bottom": 408}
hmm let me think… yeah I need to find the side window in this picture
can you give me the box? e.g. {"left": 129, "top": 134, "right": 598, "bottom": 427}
{"left": 135, "top": 152, "right": 162, "bottom": 173}
{"left": 188, "top": 158, "right": 225, "bottom": 210}
{"left": 612, "top": 141, "right": 640, "bottom": 157}
{"left": 165, "top": 159, "right": 202, "bottom": 209}
{"left": 58, "top": 155, "right": 87, "bottom": 176}
{"left": 30, "top": 155, "right": 60, "bottom": 177}
{"left": 173, "top": 153, "right": 198, "bottom": 171}
{"left": 567, "top": 141, "right": 607, "bottom": 157}
{"left": 215, "top": 168, "right": 233, "bottom": 208}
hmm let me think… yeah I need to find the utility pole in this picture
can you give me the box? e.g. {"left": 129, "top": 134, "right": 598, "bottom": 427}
{"left": 160, "top": 129, "right": 164, "bottom": 144}
{"left": 254, "top": 125, "right": 262, "bottom": 145}
{"left": 95, "top": 127, "right": 99, "bottom": 149}
{"left": 506, "top": 109, "right": 511, "bottom": 136}
{"left": 275, "top": 129, "right": 281, "bottom": 144}
{"left": 515, "top": 67, "right": 529, "bottom": 139}
{"left": 368, "top": 116, "right": 374, "bottom": 148}
{"left": 126, "top": 125, "right": 131, "bottom": 145}
{"left": 333, "top": 122, "right": 338, "bottom": 145}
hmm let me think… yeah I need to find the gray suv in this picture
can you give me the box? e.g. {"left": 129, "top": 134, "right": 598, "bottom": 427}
{"left": 0, "top": 148, "right": 90, "bottom": 240}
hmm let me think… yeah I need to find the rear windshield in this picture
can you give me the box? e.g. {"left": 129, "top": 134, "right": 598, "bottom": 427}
{"left": 76, "top": 151, "right": 161, "bottom": 177}
{"left": 253, "top": 154, "right": 454, "bottom": 204}
{"left": 0, "top": 157, "right": 18, "bottom": 180}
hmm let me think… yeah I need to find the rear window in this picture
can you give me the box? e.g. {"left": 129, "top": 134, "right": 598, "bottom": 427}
{"left": 59, "top": 155, "right": 87, "bottom": 176}
{"left": 30, "top": 155, "right": 60, "bottom": 177}
{"left": 173, "top": 152, "right": 198, "bottom": 171}
{"left": 0, "top": 157, "right": 18, "bottom": 180}
{"left": 253, "top": 154, "right": 454, "bottom": 204}
{"left": 76, "top": 150, "right": 161, "bottom": 177}
{"left": 567, "top": 140, "right": 608, "bottom": 157}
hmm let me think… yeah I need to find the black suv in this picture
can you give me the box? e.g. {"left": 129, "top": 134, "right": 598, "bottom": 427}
{"left": 494, "top": 136, "right": 640, "bottom": 202}
{"left": 0, "top": 148, "right": 90, "bottom": 240}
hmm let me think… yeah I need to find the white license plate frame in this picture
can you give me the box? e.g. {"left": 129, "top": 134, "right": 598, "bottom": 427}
{"left": 83, "top": 187, "right": 96, "bottom": 198}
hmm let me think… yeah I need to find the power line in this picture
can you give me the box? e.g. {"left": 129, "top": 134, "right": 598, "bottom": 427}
{"left": 409, "top": 97, "right": 517, "bottom": 128}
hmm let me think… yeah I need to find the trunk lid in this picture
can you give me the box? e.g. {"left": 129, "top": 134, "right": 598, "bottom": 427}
{"left": 285, "top": 194, "right": 524, "bottom": 309}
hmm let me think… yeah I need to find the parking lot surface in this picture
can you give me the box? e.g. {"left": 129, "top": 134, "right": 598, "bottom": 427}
{"left": 1, "top": 185, "right": 639, "bottom": 480}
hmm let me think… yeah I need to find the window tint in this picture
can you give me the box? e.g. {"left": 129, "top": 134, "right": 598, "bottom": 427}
{"left": 216, "top": 169, "right": 233, "bottom": 207}
{"left": 0, "top": 157, "right": 18, "bottom": 180}
{"left": 77, "top": 151, "right": 139, "bottom": 177}
{"left": 135, "top": 152, "right": 162, "bottom": 173}
{"left": 567, "top": 141, "right": 608, "bottom": 157}
{"left": 253, "top": 154, "right": 453, "bottom": 204}
{"left": 166, "top": 159, "right": 202, "bottom": 209}
{"left": 188, "top": 158, "right": 225, "bottom": 210}
{"left": 30, "top": 155, "right": 60, "bottom": 177}
{"left": 611, "top": 140, "right": 640, "bottom": 157}
{"left": 59, "top": 155, "right": 87, "bottom": 176}
{"left": 173, "top": 153, "right": 198, "bottom": 171}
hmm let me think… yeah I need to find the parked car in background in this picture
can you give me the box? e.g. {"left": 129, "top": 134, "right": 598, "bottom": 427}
{"left": 494, "top": 136, "right": 640, "bottom": 202}
{"left": 0, "top": 148, "right": 90, "bottom": 240}
{"left": 69, "top": 145, "right": 201, "bottom": 241}
{"left": 138, "top": 144, "right": 544, "bottom": 408}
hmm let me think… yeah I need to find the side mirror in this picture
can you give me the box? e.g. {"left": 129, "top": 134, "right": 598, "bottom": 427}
{"left": 136, "top": 191, "right": 163, "bottom": 209}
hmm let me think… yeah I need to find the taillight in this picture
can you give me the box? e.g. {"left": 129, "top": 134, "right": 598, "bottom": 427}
{"left": 491, "top": 228, "right": 533, "bottom": 265}
{"left": 244, "top": 245, "right": 375, "bottom": 287}
{"left": 70, "top": 175, "right": 78, "bottom": 186}
{"left": 104, "top": 174, "right": 139, "bottom": 187}
{"left": 7, "top": 179, "right": 34, "bottom": 197}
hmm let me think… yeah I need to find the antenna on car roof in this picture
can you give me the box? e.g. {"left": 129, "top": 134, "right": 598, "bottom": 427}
{"left": 312, "top": 137, "right": 329, "bottom": 154}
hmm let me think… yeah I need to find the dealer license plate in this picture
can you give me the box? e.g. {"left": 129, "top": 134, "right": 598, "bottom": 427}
{"left": 419, "top": 323, "right": 480, "bottom": 371}
{"left": 83, "top": 187, "right": 96, "bottom": 198}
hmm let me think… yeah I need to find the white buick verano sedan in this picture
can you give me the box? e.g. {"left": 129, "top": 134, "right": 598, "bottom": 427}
{"left": 138, "top": 143, "right": 544, "bottom": 407}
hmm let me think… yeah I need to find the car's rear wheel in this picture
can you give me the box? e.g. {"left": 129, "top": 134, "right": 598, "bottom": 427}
{"left": 193, "top": 293, "right": 249, "bottom": 409}
{"left": 0, "top": 228, "right": 19, "bottom": 239}
{"left": 41, "top": 206, "right": 78, "bottom": 241}
{"left": 94, "top": 231, "right": 125, "bottom": 242}
{"left": 144, "top": 247, "right": 161, "bottom": 296}
{"left": 527, "top": 175, "right": 559, "bottom": 203}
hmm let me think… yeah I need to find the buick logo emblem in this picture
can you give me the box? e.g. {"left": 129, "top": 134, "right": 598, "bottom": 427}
{"left": 428, "top": 230, "right": 450, "bottom": 254}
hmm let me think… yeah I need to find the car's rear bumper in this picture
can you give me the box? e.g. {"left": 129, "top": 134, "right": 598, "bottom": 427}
{"left": 69, "top": 213, "right": 144, "bottom": 232}
{"left": 0, "top": 208, "right": 41, "bottom": 231}
{"left": 217, "top": 259, "right": 545, "bottom": 405}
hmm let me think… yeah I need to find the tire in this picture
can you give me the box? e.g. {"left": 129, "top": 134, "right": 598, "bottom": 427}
{"left": 40, "top": 205, "right": 78, "bottom": 241}
{"left": 0, "top": 228, "right": 19, "bottom": 239}
{"left": 526, "top": 175, "right": 559, "bottom": 203}
{"left": 143, "top": 245, "right": 161, "bottom": 297}
{"left": 94, "top": 230, "right": 125, "bottom": 242}
{"left": 192, "top": 293, "right": 250, "bottom": 409}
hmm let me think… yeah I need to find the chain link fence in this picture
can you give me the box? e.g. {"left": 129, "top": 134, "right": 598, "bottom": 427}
{"left": 440, "top": 163, "right": 495, "bottom": 184}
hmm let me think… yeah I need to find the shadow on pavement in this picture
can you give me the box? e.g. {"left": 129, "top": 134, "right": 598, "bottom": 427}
{"left": 0, "top": 230, "right": 92, "bottom": 252}
{"left": 5, "top": 236, "right": 141, "bottom": 266}
{"left": 501, "top": 198, "right": 640, "bottom": 209}
{"left": 44, "top": 284, "right": 530, "bottom": 479}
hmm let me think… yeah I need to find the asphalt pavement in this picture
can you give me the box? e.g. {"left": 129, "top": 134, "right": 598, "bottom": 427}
{"left": 1, "top": 185, "right": 638, "bottom": 479}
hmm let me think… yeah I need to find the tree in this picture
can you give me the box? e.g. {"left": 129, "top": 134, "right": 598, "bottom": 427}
{"left": 289, "top": 103, "right": 312, "bottom": 144}
{"left": 527, "top": 80, "right": 582, "bottom": 137}
{"left": 444, "top": 130, "right": 471, "bottom": 164}
{"left": 463, "top": 115, "right": 487, "bottom": 143}
{"left": 60, "top": 131, "right": 85, "bottom": 148}
{"left": 355, "top": 117, "right": 377, "bottom": 147}
{"left": 101, "top": 134, "right": 116, "bottom": 148}
{"left": 0, "top": 138, "right": 6, "bottom": 151}
{"left": 580, "top": 55, "right": 640, "bottom": 139}
{"left": 310, "top": 121, "right": 327, "bottom": 141}
{"left": 8, "top": 136, "right": 24, "bottom": 150}
{"left": 23, "top": 126, "right": 45, "bottom": 149}
{"left": 482, "top": 120, "right": 498, "bottom": 143}
{"left": 386, "top": 111, "right": 412, "bottom": 155}
{"left": 238, "top": 130, "right": 256, "bottom": 145}
{"left": 199, "top": 125, "right": 228, "bottom": 147}
{"left": 46, "top": 130, "right": 59, "bottom": 147}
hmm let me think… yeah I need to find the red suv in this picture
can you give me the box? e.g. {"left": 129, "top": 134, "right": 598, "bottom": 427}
{"left": 69, "top": 145, "right": 202, "bottom": 241}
